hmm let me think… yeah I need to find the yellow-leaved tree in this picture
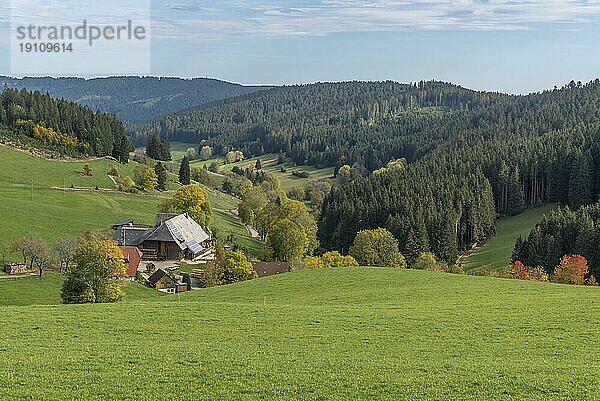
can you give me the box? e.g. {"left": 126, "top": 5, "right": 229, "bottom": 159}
{"left": 159, "top": 184, "right": 212, "bottom": 227}
{"left": 61, "top": 234, "right": 127, "bottom": 304}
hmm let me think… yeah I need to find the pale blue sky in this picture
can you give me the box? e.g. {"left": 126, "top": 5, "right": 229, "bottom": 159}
{"left": 1, "top": 0, "right": 600, "bottom": 93}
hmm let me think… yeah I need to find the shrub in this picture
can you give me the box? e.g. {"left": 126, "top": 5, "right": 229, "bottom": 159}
{"left": 413, "top": 252, "right": 439, "bottom": 271}
{"left": 292, "top": 170, "right": 310, "bottom": 178}
{"left": 528, "top": 266, "right": 549, "bottom": 282}
{"left": 305, "top": 252, "right": 358, "bottom": 269}
{"left": 446, "top": 264, "right": 465, "bottom": 275}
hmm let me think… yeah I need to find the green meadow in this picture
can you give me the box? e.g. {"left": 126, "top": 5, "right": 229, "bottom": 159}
{"left": 0, "top": 268, "right": 599, "bottom": 400}
{"left": 170, "top": 143, "right": 335, "bottom": 191}
{"left": 464, "top": 205, "right": 557, "bottom": 271}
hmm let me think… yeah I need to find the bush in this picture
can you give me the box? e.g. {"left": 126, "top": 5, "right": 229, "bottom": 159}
{"left": 528, "top": 266, "right": 549, "bottom": 282}
{"left": 305, "top": 252, "right": 358, "bottom": 269}
{"left": 508, "top": 261, "right": 530, "bottom": 280}
{"left": 413, "top": 252, "right": 438, "bottom": 271}
{"left": 292, "top": 170, "right": 310, "bottom": 178}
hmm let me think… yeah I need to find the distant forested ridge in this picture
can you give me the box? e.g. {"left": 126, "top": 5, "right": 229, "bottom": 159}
{"left": 133, "top": 79, "right": 600, "bottom": 261}
{"left": 0, "top": 87, "right": 132, "bottom": 160}
{"left": 0, "top": 76, "right": 269, "bottom": 128}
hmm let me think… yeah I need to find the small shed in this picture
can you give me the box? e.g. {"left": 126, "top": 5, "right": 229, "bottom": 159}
{"left": 4, "top": 263, "right": 28, "bottom": 275}
{"left": 147, "top": 268, "right": 188, "bottom": 293}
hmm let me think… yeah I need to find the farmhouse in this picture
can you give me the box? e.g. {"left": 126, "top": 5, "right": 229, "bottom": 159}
{"left": 113, "top": 213, "right": 213, "bottom": 261}
{"left": 147, "top": 268, "right": 188, "bottom": 293}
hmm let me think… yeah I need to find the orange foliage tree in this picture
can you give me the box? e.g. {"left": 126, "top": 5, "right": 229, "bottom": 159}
{"left": 509, "top": 260, "right": 530, "bottom": 280}
{"left": 552, "top": 255, "right": 588, "bottom": 285}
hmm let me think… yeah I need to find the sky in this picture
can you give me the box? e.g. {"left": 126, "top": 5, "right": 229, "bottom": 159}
{"left": 1, "top": 0, "right": 600, "bottom": 93}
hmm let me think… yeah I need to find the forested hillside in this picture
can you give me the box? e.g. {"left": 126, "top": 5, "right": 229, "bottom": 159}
{"left": 0, "top": 87, "right": 132, "bottom": 159}
{"left": 134, "top": 79, "right": 600, "bottom": 262}
{"left": 0, "top": 76, "right": 269, "bottom": 128}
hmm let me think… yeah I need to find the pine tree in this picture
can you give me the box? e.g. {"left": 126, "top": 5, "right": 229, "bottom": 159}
{"left": 179, "top": 157, "right": 191, "bottom": 185}
{"left": 154, "top": 162, "right": 168, "bottom": 191}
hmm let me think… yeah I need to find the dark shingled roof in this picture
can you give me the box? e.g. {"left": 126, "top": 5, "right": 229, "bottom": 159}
{"left": 147, "top": 268, "right": 176, "bottom": 285}
{"left": 153, "top": 213, "right": 179, "bottom": 227}
{"left": 112, "top": 227, "right": 148, "bottom": 246}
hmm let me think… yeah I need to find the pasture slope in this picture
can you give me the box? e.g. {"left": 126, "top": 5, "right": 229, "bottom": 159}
{"left": 170, "top": 142, "right": 336, "bottom": 192}
{"left": 1, "top": 268, "right": 599, "bottom": 400}
{"left": 464, "top": 205, "right": 557, "bottom": 271}
{"left": 0, "top": 145, "right": 260, "bottom": 255}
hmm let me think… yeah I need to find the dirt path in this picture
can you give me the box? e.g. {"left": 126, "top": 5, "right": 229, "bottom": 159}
{"left": 246, "top": 225, "right": 259, "bottom": 239}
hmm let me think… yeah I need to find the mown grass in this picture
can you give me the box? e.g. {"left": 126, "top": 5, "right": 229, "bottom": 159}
{"left": 0, "top": 268, "right": 599, "bottom": 400}
{"left": 465, "top": 205, "right": 558, "bottom": 271}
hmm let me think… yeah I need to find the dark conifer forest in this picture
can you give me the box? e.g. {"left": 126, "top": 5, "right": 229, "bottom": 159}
{"left": 0, "top": 87, "right": 132, "bottom": 160}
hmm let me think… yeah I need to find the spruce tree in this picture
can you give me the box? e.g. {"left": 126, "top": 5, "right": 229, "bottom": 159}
{"left": 154, "top": 162, "right": 168, "bottom": 191}
{"left": 179, "top": 157, "right": 191, "bottom": 185}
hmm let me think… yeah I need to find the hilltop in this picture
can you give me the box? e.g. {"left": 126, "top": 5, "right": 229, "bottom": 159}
{"left": 1, "top": 268, "right": 599, "bottom": 400}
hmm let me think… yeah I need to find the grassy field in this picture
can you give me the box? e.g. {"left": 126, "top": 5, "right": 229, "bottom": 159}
{"left": 465, "top": 205, "right": 558, "bottom": 271}
{"left": 0, "top": 145, "right": 261, "bottom": 256}
{"left": 0, "top": 268, "right": 599, "bottom": 400}
{"left": 168, "top": 143, "right": 335, "bottom": 192}
{"left": 0, "top": 274, "right": 164, "bottom": 306}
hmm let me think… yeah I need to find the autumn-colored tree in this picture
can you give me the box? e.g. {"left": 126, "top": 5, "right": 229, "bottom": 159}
{"left": 159, "top": 184, "right": 212, "bottom": 227}
{"left": 61, "top": 235, "right": 126, "bottom": 304}
{"left": 528, "top": 266, "right": 549, "bottom": 282}
{"left": 202, "top": 248, "right": 256, "bottom": 287}
{"left": 133, "top": 164, "right": 158, "bottom": 191}
{"left": 222, "top": 250, "right": 257, "bottom": 284}
{"left": 552, "top": 255, "right": 588, "bottom": 285}
{"left": 349, "top": 228, "right": 407, "bottom": 268}
{"left": 83, "top": 163, "right": 93, "bottom": 176}
{"left": 200, "top": 145, "right": 212, "bottom": 160}
{"left": 508, "top": 261, "right": 530, "bottom": 280}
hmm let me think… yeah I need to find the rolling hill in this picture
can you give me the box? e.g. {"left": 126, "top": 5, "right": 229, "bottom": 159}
{"left": 1, "top": 268, "right": 599, "bottom": 400}
{"left": 0, "top": 76, "right": 270, "bottom": 128}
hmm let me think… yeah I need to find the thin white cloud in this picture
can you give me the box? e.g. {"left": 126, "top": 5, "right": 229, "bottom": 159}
{"left": 152, "top": 0, "right": 600, "bottom": 41}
